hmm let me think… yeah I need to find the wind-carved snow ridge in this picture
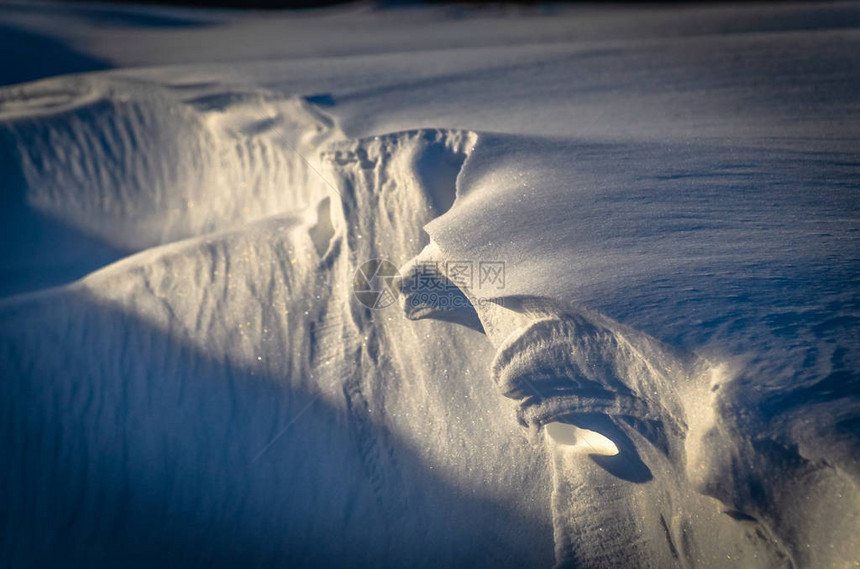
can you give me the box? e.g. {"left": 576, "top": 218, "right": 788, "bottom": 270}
{"left": 488, "top": 299, "right": 689, "bottom": 432}
{"left": 0, "top": 75, "right": 339, "bottom": 296}
{"left": 3, "top": 124, "right": 558, "bottom": 568}
{"left": 319, "top": 128, "right": 477, "bottom": 311}
{"left": 479, "top": 297, "right": 775, "bottom": 569}
{"left": 401, "top": 236, "right": 859, "bottom": 567}
{"left": 1, "top": 66, "right": 855, "bottom": 567}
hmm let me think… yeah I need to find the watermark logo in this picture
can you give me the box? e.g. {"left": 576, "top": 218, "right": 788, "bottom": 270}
{"left": 353, "top": 259, "right": 401, "bottom": 309}
{"left": 354, "top": 257, "right": 506, "bottom": 310}
{"left": 478, "top": 261, "right": 505, "bottom": 290}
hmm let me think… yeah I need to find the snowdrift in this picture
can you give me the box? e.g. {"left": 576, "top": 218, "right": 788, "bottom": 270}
{"left": 1, "top": 2, "right": 858, "bottom": 568}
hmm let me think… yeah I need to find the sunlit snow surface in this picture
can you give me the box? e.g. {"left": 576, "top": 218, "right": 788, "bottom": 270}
{"left": 0, "top": 1, "right": 858, "bottom": 567}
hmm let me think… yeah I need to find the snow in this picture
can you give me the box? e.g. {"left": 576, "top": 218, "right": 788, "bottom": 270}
{"left": 0, "top": 1, "right": 858, "bottom": 567}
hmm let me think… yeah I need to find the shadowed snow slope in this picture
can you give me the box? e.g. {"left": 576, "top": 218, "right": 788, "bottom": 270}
{"left": 0, "top": 2, "right": 858, "bottom": 568}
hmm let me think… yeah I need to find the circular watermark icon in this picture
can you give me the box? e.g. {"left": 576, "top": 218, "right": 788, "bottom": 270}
{"left": 353, "top": 258, "right": 401, "bottom": 309}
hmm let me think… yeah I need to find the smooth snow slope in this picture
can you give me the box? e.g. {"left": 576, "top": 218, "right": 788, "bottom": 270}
{"left": 0, "top": 2, "right": 858, "bottom": 568}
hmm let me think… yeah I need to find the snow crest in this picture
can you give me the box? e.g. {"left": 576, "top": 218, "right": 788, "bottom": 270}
{"left": 0, "top": 102, "right": 554, "bottom": 567}
{"left": 403, "top": 239, "right": 858, "bottom": 568}
{"left": 0, "top": 75, "right": 337, "bottom": 295}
